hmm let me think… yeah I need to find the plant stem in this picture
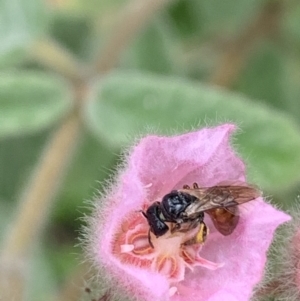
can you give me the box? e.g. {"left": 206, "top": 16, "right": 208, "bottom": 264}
{"left": 31, "top": 38, "right": 85, "bottom": 82}
{"left": 0, "top": 1, "right": 174, "bottom": 299}
{"left": 0, "top": 110, "right": 82, "bottom": 300}
{"left": 92, "top": 0, "right": 172, "bottom": 75}
{"left": 252, "top": 280, "right": 283, "bottom": 300}
{"left": 209, "top": 0, "right": 282, "bottom": 87}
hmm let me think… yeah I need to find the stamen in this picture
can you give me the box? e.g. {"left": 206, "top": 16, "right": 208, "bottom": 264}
{"left": 194, "top": 256, "right": 224, "bottom": 270}
{"left": 169, "top": 286, "right": 178, "bottom": 296}
{"left": 130, "top": 232, "right": 153, "bottom": 255}
{"left": 121, "top": 244, "right": 134, "bottom": 253}
{"left": 114, "top": 207, "right": 223, "bottom": 284}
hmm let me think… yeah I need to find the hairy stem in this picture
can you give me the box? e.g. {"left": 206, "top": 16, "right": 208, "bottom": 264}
{"left": 0, "top": 110, "right": 82, "bottom": 300}
{"left": 0, "top": 1, "right": 174, "bottom": 300}
{"left": 209, "top": 0, "right": 282, "bottom": 87}
{"left": 92, "top": 0, "right": 172, "bottom": 75}
{"left": 252, "top": 280, "right": 283, "bottom": 300}
{"left": 31, "top": 38, "right": 84, "bottom": 82}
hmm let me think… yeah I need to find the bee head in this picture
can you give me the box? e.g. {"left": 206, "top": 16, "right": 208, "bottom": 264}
{"left": 144, "top": 202, "right": 169, "bottom": 237}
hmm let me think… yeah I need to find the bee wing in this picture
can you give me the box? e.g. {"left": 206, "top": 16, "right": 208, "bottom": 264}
{"left": 180, "top": 181, "right": 261, "bottom": 219}
{"left": 206, "top": 206, "right": 240, "bottom": 235}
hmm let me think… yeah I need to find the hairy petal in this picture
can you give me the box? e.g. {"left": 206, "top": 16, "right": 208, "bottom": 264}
{"left": 87, "top": 124, "right": 290, "bottom": 301}
{"left": 175, "top": 200, "right": 291, "bottom": 301}
{"left": 129, "top": 124, "right": 241, "bottom": 199}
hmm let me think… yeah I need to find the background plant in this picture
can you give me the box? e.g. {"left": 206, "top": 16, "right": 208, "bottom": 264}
{"left": 1, "top": 0, "right": 300, "bottom": 300}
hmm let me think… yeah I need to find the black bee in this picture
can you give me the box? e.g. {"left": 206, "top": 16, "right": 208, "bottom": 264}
{"left": 142, "top": 181, "right": 260, "bottom": 247}
{"left": 141, "top": 191, "right": 199, "bottom": 246}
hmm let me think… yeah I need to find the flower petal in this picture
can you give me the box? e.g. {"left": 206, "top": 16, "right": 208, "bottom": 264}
{"left": 207, "top": 290, "right": 240, "bottom": 301}
{"left": 175, "top": 199, "right": 291, "bottom": 301}
{"left": 129, "top": 124, "right": 240, "bottom": 199}
{"left": 88, "top": 124, "right": 291, "bottom": 301}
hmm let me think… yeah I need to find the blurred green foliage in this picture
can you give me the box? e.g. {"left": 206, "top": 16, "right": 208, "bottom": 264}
{"left": 0, "top": 72, "right": 71, "bottom": 138}
{"left": 85, "top": 71, "right": 300, "bottom": 191}
{"left": 1, "top": 0, "right": 300, "bottom": 299}
{"left": 0, "top": 0, "right": 47, "bottom": 67}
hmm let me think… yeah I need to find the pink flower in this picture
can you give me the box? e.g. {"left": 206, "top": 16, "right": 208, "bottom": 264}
{"left": 88, "top": 124, "right": 290, "bottom": 301}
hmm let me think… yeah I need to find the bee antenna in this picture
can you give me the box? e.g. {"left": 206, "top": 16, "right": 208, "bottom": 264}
{"left": 193, "top": 182, "right": 199, "bottom": 189}
{"left": 137, "top": 210, "right": 147, "bottom": 219}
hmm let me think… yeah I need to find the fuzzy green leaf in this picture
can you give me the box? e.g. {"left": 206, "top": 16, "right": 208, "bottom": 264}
{"left": 123, "top": 17, "right": 178, "bottom": 75}
{"left": 0, "top": 72, "right": 71, "bottom": 138}
{"left": 0, "top": 0, "right": 47, "bottom": 67}
{"left": 85, "top": 71, "right": 300, "bottom": 191}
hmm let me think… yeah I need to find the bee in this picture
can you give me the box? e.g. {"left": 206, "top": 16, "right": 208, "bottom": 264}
{"left": 142, "top": 181, "right": 261, "bottom": 247}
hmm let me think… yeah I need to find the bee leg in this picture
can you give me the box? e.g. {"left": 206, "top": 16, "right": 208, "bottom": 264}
{"left": 189, "top": 221, "right": 198, "bottom": 230}
{"left": 140, "top": 210, "right": 147, "bottom": 219}
{"left": 183, "top": 217, "right": 201, "bottom": 231}
{"left": 170, "top": 222, "right": 182, "bottom": 234}
{"left": 182, "top": 222, "right": 208, "bottom": 246}
{"left": 183, "top": 184, "right": 190, "bottom": 189}
{"left": 193, "top": 182, "right": 199, "bottom": 189}
{"left": 174, "top": 222, "right": 196, "bottom": 233}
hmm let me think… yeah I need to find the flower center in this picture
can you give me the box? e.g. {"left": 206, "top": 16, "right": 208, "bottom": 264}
{"left": 111, "top": 208, "right": 223, "bottom": 284}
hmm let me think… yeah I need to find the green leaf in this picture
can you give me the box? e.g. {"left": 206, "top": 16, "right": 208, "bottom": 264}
{"left": 0, "top": 71, "right": 71, "bottom": 139}
{"left": 69, "top": 0, "right": 126, "bottom": 17}
{"left": 122, "top": 16, "right": 179, "bottom": 75}
{"left": 54, "top": 129, "right": 117, "bottom": 226}
{"left": 45, "top": 245, "right": 81, "bottom": 285}
{"left": 283, "top": 2, "right": 300, "bottom": 45}
{"left": 168, "top": 0, "right": 263, "bottom": 38}
{"left": 48, "top": 12, "right": 93, "bottom": 60}
{"left": 0, "top": 129, "right": 48, "bottom": 202}
{"left": 197, "top": 0, "right": 264, "bottom": 35}
{"left": 0, "top": 0, "right": 47, "bottom": 68}
{"left": 85, "top": 71, "right": 300, "bottom": 192}
{"left": 235, "top": 42, "right": 300, "bottom": 123}
{"left": 234, "top": 42, "right": 286, "bottom": 111}
{"left": 281, "top": 53, "right": 300, "bottom": 120}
